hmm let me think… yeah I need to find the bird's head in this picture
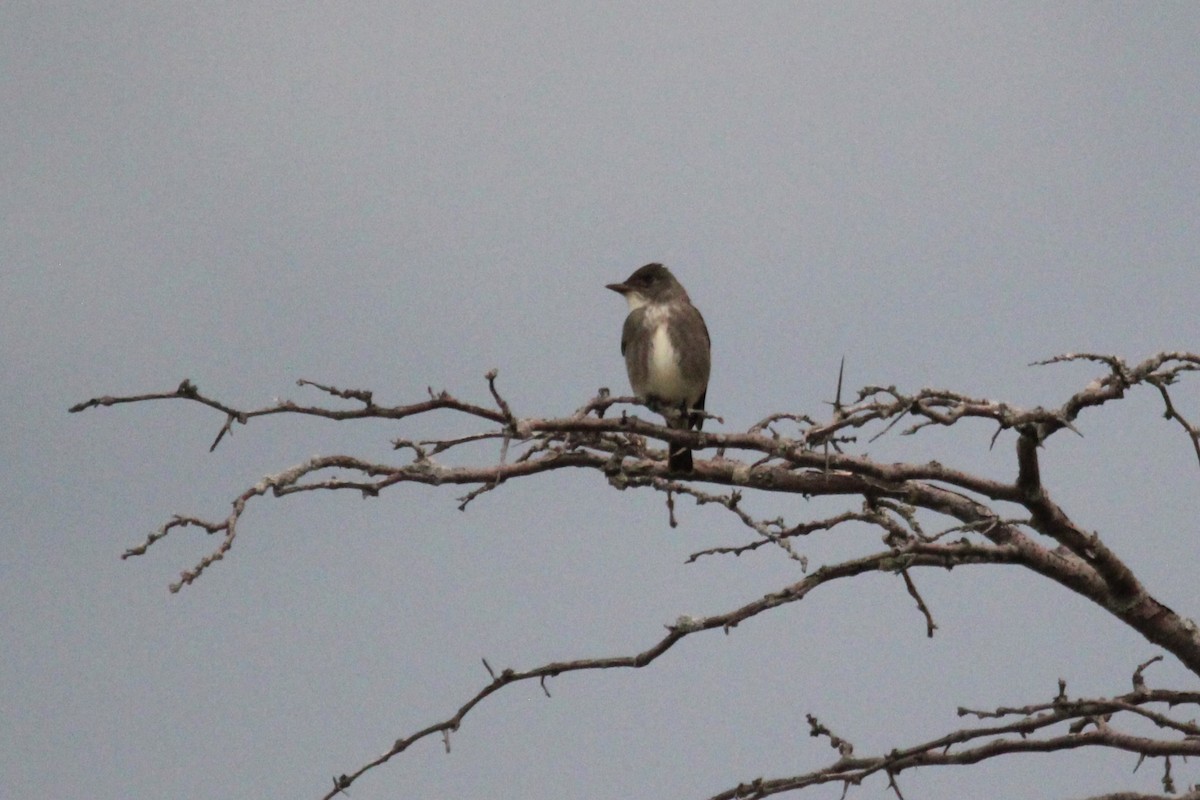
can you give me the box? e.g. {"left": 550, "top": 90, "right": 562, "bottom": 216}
{"left": 606, "top": 263, "right": 686, "bottom": 310}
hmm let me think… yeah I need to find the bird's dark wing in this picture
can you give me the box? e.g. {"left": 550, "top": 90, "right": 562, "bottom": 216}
{"left": 620, "top": 308, "right": 644, "bottom": 357}
{"left": 620, "top": 308, "right": 650, "bottom": 393}
{"left": 667, "top": 303, "right": 710, "bottom": 428}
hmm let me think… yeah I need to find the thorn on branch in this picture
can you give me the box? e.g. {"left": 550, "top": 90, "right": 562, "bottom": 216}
{"left": 1133, "top": 655, "right": 1164, "bottom": 693}
{"left": 297, "top": 378, "right": 375, "bottom": 406}
{"left": 833, "top": 356, "right": 847, "bottom": 414}
{"left": 209, "top": 412, "right": 236, "bottom": 452}
{"left": 989, "top": 424, "right": 1004, "bottom": 450}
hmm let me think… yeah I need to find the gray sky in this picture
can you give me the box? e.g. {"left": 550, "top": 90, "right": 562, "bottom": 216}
{"left": 5, "top": 4, "right": 1200, "bottom": 799}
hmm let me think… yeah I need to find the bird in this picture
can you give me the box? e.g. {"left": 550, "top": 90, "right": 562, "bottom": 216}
{"left": 606, "top": 263, "right": 711, "bottom": 472}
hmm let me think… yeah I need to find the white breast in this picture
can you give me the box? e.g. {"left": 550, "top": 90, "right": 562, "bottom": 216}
{"left": 643, "top": 312, "right": 690, "bottom": 402}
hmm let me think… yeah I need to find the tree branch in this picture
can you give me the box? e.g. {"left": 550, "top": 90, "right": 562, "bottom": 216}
{"left": 72, "top": 350, "right": 1200, "bottom": 796}
{"left": 320, "top": 542, "right": 1049, "bottom": 798}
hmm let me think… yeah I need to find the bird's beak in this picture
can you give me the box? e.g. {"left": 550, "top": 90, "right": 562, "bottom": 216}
{"left": 606, "top": 282, "right": 630, "bottom": 295}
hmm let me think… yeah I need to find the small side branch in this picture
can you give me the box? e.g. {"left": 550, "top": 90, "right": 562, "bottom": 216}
{"left": 1146, "top": 375, "right": 1200, "bottom": 467}
{"left": 70, "top": 377, "right": 510, "bottom": 452}
{"left": 900, "top": 568, "right": 937, "bottom": 638}
{"left": 320, "top": 545, "right": 1029, "bottom": 798}
{"left": 711, "top": 685, "right": 1200, "bottom": 800}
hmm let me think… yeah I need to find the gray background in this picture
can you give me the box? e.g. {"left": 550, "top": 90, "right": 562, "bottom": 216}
{"left": 5, "top": 4, "right": 1200, "bottom": 799}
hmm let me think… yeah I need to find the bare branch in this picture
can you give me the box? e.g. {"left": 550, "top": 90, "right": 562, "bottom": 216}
{"left": 72, "top": 351, "right": 1200, "bottom": 796}
{"left": 686, "top": 507, "right": 874, "bottom": 565}
{"left": 710, "top": 685, "right": 1200, "bottom": 800}
{"left": 900, "top": 568, "right": 938, "bottom": 638}
{"left": 318, "top": 543, "right": 1048, "bottom": 798}
{"left": 1078, "top": 792, "right": 1200, "bottom": 800}
{"left": 70, "top": 377, "right": 510, "bottom": 449}
{"left": 1146, "top": 376, "right": 1200, "bottom": 466}
{"left": 78, "top": 356, "right": 1200, "bottom": 675}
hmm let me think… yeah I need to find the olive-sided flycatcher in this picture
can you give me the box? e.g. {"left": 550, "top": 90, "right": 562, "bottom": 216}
{"left": 607, "top": 263, "right": 711, "bottom": 472}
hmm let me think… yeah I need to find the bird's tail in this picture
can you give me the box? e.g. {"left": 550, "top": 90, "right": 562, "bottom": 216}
{"left": 668, "top": 443, "right": 693, "bottom": 472}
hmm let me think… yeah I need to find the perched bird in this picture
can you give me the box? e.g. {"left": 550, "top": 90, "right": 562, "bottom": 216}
{"left": 606, "top": 263, "right": 711, "bottom": 471}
